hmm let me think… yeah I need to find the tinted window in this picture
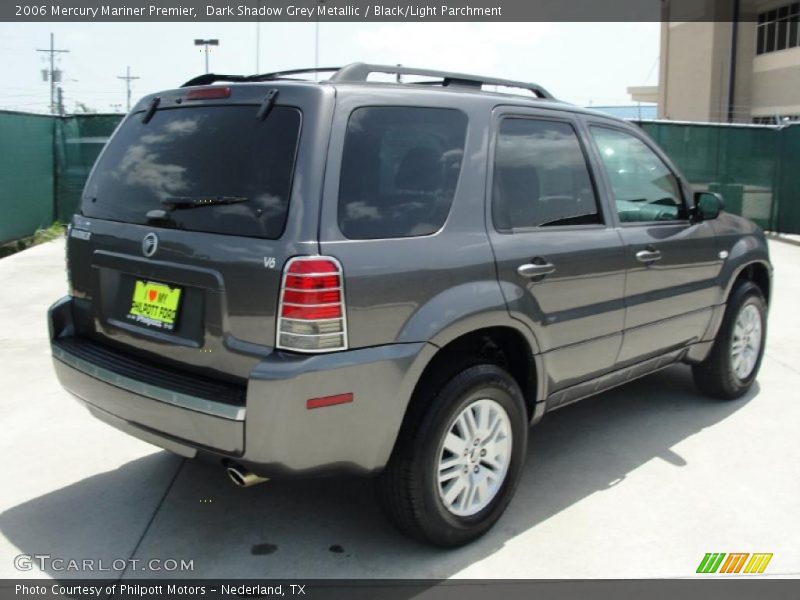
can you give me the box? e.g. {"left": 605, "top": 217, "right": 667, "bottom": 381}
{"left": 82, "top": 105, "right": 301, "bottom": 239}
{"left": 492, "top": 118, "right": 601, "bottom": 230}
{"left": 338, "top": 107, "right": 467, "bottom": 239}
{"left": 590, "top": 126, "right": 685, "bottom": 223}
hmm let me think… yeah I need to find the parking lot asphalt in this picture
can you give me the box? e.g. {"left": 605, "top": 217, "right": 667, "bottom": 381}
{"left": 1, "top": 238, "right": 798, "bottom": 579}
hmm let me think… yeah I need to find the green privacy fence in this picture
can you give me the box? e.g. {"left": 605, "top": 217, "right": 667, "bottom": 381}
{"left": 0, "top": 111, "right": 56, "bottom": 244}
{"left": 0, "top": 110, "right": 122, "bottom": 245}
{"left": 1, "top": 111, "right": 799, "bottom": 245}
{"left": 636, "top": 120, "right": 800, "bottom": 233}
{"left": 55, "top": 114, "right": 124, "bottom": 222}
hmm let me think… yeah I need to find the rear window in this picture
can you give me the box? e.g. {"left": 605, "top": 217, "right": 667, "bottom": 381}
{"left": 82, "top": 105, "right": 301, "bottom": 239}
{"left": 338, "top": 107, "right": 468, "bottom": 239}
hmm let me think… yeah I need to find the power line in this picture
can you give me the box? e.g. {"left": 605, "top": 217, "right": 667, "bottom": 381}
{"left": 117, "top": 65, "right": 140, "bottom": 111}
{"left": 36, "top": 32, "right": 69, "bottom": 115}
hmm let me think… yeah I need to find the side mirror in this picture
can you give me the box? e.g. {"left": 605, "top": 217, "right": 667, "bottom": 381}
{"left": 694, "top": 192, "right": 724, "bottom": 221}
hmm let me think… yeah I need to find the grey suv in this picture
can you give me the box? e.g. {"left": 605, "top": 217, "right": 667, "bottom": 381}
{"left": 48, "top": 63, "right": 772, "bottom": 547}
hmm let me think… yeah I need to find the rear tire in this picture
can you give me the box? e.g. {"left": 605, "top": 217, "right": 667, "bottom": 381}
{"left": 377, "top": 364, "right": 528, "bottom": 547}
{"left": 692, "top": 281, "right": 767, "bottom": 400}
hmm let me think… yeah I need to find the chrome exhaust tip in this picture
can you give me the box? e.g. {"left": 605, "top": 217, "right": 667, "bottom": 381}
{"left": 226, "top": 464, "right": 269, "bottom": 488}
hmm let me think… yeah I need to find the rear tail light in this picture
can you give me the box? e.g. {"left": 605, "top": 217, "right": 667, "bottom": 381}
{"left": 277, "top": 256, "right": 348, "bottom": 353}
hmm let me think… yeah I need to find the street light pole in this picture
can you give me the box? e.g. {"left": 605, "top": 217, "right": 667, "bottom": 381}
{"left": 194, "top": 39, "right": 219, "bottom": 74}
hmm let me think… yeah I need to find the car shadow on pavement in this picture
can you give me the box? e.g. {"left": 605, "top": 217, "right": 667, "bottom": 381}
{"left": 0, "top": 364, "right": 757, "bottom": 579}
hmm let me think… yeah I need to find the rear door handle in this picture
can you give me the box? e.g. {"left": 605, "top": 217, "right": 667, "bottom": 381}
{"left": 517, "top": 262, "right": 556, "bottom": 278}
{"left": 635, "top": 249, "right": 662, "bottom": 263}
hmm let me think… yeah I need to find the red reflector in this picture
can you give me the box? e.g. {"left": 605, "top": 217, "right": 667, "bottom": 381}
{"left": 282, "top": 289, "right": 341, "bottom": 305}
{"left": 288, "top": 259, "right": 338, "bottom": 274}
{"left": 282, "top": 304, "right": 342, "bottom": 319}
{"left": 285, "top": 274, "right": 340, "bottom": 290}
{"left": 306, "top": 393, "right": 353, "bottom": 410}
{"left": 185, "top": 86, "right": 231, "bottom": 100}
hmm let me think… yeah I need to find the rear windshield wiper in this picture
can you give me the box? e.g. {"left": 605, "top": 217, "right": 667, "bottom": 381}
{"left": 161, "top": 196, "right": 249, "bottom": 210}
{"left": 256, "top": 89, "right": 279, "bottom": 121}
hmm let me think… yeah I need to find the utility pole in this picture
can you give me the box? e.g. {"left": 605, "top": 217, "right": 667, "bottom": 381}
{"left": 56, "top": 87, "right": 65, "bottom": 116}
{"left": 194, "top": 39, "right": 219, "bottom": 74}
{"left": 117, "top": 66, "right": 140, "bottom": 112}
{"left": 36, "top": 33, "right": 69, "bottom": 115}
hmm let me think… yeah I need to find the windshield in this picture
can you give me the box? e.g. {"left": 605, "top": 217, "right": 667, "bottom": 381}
{"left": 82, "top": 105, "right": 301, "bottom": 239}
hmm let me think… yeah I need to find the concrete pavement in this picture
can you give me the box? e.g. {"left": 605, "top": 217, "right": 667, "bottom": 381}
{"left": 1, "top": 238, "right": 798, "bottom": 579}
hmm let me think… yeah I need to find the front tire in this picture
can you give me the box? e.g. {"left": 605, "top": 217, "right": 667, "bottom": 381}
{"left": 692, "top": 281, "right": 767, "bottom": 400}
{"left": 377, "top": 364, "right": 528, "bottom": 547}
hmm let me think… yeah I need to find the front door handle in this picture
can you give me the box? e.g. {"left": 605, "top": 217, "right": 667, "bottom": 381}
{"left": 635, "top": 248, "right": 662, "bottom": 263}
{"left": 517, "top": 262, "right": 556, "bottom": 278}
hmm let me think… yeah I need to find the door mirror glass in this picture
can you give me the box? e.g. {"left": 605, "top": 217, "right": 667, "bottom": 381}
{"left": 694, "top": 192, "right": 724, "bottom": 220}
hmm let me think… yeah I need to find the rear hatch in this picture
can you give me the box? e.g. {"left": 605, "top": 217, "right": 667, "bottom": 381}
{"left": 66, "top": 82, "right": 332, "bottom": 380}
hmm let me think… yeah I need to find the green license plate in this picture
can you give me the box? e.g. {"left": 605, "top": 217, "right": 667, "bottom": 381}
{"left": 127, "top": 280, "right": 182, "bottom": 331}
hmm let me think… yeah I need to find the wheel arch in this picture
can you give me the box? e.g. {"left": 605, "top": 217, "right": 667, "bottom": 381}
{"left": 400, "top": 322, "right": 544, "bottom": 434}
{"left": 728, "top": 260, "right": 771, "bottom": 306}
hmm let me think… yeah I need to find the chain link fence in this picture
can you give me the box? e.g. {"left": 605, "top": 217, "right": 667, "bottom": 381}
{"left": 1, "top": 111, "right": 799, "bottom": 245}
{"left": 0, "top": 110, "right": 122, "bottom": 245}
{"left": 636, "top": 120, "right": 800, "bottom": 233}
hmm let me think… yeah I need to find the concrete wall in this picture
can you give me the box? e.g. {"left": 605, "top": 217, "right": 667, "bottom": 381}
{"left": 751, "top": 47, "right": 800, "bottom": 116}
{"left": 659, "top": 0, "right": 800, "bottom": 123}
{"left": 658, "top": 21, "right": 735, "bottom": 122}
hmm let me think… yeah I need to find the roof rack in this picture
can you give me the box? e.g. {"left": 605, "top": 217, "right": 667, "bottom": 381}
{"left": 181, "top": 62, "right": 554, "bottom": 100}
{"left": 330, "top": 63, "right": 554, "bottom": 99}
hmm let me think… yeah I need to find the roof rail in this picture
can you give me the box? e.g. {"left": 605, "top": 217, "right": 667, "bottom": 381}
{"left": 330, "top": 63, "right": 554, "bottom": 99}
{"left": 181, "top": 62, "right": 554, "bottom": 100}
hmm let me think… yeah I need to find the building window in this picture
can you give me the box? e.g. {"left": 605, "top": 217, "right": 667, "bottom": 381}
{"left": 753, "top": 115, "right": 800, "bottom": 124}
{"left": 757, "top": 2, "right": 800, "bottom": 55}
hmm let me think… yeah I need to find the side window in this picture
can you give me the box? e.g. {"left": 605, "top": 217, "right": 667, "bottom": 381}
{"left": 492, "top": 118, "right": 602, "bottom": 230}
{"left": 338, "top": 107, "right": 467, "bottom": 239}
{"left": 590, "top": 126, "right": 685, "bottom": 223}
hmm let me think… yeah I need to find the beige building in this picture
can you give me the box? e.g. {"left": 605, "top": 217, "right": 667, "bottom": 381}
{"left": 632, "top": 0, "right": 800, "bottom": 123}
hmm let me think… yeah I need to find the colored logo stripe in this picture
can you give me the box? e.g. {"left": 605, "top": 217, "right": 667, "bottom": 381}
{"left": 744, "top": 553, "right": 773, "bottom": 574}
{"left": 696, "top": 552, "right": 773, "bottom": 574}
{"left": 720, "top": 553, "right": 749, "bottom": 573}
{"left": 697, "top": 553, "right": 726, "bottom": 573}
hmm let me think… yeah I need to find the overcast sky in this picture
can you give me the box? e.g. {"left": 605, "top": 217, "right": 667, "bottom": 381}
{"left": 0, "top": 22, "right": 660, "bottom": 113}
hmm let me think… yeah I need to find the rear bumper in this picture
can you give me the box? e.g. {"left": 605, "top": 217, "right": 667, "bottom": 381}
{"left": 49, "top": 296, "right": 434, "bottom": 476}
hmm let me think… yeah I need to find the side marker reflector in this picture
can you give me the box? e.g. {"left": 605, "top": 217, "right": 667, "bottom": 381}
{"left": 306, "top": 393, "right": 353, "bottom": 410}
